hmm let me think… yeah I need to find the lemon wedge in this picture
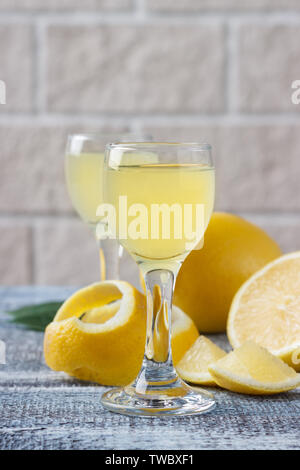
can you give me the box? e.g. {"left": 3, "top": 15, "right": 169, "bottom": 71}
{"left": 209, "top": 341, "right": 300, "bottom": 395}
{"left": 176, "top": 335, "right": 226, "bottom": 385}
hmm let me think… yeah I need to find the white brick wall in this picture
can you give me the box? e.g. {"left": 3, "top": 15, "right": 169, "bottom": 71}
{"left": 0, "top": 1, "right": 300, "bottom": 285}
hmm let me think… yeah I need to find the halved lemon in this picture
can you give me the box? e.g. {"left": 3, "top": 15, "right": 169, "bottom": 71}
{"left": 176, "top": 336, "right": 226, "bottom": 385}
{"left": 227, "top": 252, "right": 300, "bottom": 371}
{"left": 44, "top": 281, "right": 198, "bottom": 386}
{"left": 208, "top": 341, "right": 300, "bottom": 395}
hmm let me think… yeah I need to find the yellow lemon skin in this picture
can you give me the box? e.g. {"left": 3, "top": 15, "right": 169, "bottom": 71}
{"left": 44, "top": 282, "right": 147, "bottom": 386}
{"left": 173, "top": 212, "right": 281, "bottom": 333}
{"left": 44, "top": 316, "right": 146, "bottom": 386}
{"left": 44, "top": 282, "right": 198, "bottom": 386}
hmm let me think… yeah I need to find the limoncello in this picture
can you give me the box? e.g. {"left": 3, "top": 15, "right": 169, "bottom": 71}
{"left": 65, "top": 152, "right": 104, "bottom": 227}
{"left": 105, "top": 164, "right": 215, "bottom": 264}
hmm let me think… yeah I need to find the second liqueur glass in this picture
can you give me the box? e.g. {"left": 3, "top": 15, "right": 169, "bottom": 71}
{"left": 65, "top": 133, "right": 149, "bottom": 280}
{"left": 101, "top": 142, "right": 216, "bottom": 416}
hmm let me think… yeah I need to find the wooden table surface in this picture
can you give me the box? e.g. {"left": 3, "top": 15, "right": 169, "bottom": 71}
{"left": 0, "top": 286, "right": 299, "bottom": 450}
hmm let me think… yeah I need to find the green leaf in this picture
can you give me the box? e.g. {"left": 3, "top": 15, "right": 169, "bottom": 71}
{"left": 6, "top": 301, "right": 64, "bottom": 331}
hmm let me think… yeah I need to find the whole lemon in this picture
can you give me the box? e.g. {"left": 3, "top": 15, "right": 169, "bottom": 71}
{"left": 173, "top": 212, "right": 281, "bottom": 333}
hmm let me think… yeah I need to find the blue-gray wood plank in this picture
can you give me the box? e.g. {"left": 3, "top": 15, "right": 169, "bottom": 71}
{"left": 0, "top": 286, "right": 299, "bottom": 450}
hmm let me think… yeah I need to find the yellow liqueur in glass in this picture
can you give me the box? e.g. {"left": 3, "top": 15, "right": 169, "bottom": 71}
{"left": 101, "top": 142, "right": 216, "bottom": 417}
{"left": 65, "top": 151, "right": 104, "bottom": 228}
{"left": 106, "top": 163, "right": 214, "bottom": 264}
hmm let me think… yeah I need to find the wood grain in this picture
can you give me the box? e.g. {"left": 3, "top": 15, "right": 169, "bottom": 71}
{"left": 0, "top": 287, "right": 299, "bottom": 450}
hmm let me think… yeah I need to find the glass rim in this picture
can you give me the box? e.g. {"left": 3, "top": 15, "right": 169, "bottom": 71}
{"left": 106, "top": 141, "right": 212, "bottom": 151}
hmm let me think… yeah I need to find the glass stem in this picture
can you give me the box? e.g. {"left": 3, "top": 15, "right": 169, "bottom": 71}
{"left": 132, "top": 268, "right": 180, "bottom": 395}
{"left": 97, "top": 238, "right": 120, "bottom": 281}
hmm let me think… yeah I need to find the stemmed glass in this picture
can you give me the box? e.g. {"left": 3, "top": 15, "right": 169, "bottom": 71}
{"left": 101, "top": 142, "right": 215, "bottom": 417}
{"left": 65, "top": 133, "right": 149, "bottom": 280}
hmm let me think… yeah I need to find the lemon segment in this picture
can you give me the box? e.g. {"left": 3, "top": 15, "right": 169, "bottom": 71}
{"left": 176, "top": 336, "right": 226, "bottom": 385}
{"left": 208, "top": 341, "right": 300, "bottom": 395}
{"left": 227, "top": 251, "right": 300, "bottom": 371}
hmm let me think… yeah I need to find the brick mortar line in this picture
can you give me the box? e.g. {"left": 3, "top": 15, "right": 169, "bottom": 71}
{"left": 32, "top": 22, "right": 39, "bottom": 113}
{"left": 223, "top": 23, "right": 230, "bottom": 114}
{"left": 30, "top": 223, "right": 36, "bottom": 284}
{"left": 225, "top": 22, "right": 239, "bottom": 113}
{"left": 0, "top": 115, "right": 142, "bottom": 126}
{"left": 135, "top": 0, "right": 146, "bottom": 19}
{"left": 0, "top": 214, "right": 76, "bottom": 223}
{"left": 34, "top": 20, "right": 47, "bottom": 113}
{"left": 147, "top": 11, "right": 300, "bottom": 25}
{"left": 0, "top": 114, "right": 300, "bottom": 126}
{"left": 2, "top": 12, "right": 300, "bottom": 24}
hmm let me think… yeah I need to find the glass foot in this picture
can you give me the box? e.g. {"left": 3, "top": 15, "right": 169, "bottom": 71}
{"left": 101, "top": 378, "right": 215, "bottom": 418}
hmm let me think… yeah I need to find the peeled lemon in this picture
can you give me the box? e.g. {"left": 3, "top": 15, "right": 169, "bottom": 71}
{"left": 44, "top": 281, "right": 198, "bottom": 386}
